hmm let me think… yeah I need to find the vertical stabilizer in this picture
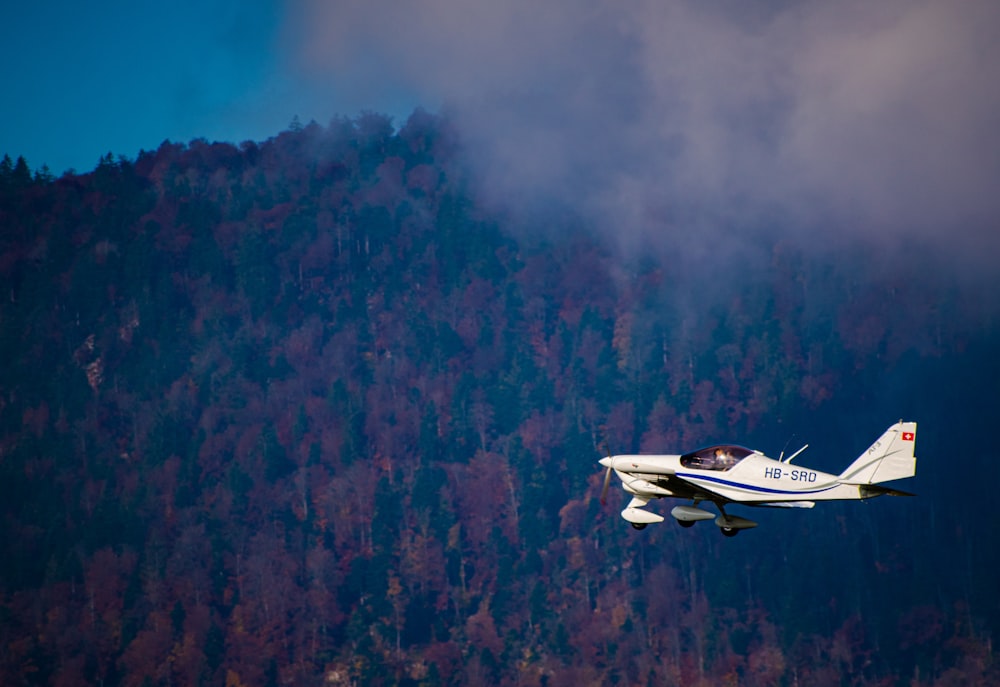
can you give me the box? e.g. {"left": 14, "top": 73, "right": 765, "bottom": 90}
{"left": 839, "top": 421, "right": 917, "bottom": 484}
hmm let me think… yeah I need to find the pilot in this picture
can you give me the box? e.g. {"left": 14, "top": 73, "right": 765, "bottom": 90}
{"left": 713, "top": 448, "right": 725, "bottom": 469}
{"left": 714, "top": 448, "right": 734, "bottom": 469}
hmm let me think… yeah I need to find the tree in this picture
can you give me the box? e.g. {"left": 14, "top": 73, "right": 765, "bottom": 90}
{"left": 1, "top": 108, "right": 997, "bottom": 687}
{"left": 11, "top": 155, "right": 31, "bottom": 187}
{"left": 0, "top": 154, "right": 14, "bottom": 191}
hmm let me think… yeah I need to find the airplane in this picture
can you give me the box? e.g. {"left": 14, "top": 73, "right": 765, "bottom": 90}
{"left": 598, "top": 420, "right": 917, "bottom": 536}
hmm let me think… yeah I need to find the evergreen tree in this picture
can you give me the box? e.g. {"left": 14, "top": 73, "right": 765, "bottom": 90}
{"left": 33, "top": 164, "right": 54, "bottom": 184}
{"left": 11, "top": 155, "right": 31, "bottom": 187}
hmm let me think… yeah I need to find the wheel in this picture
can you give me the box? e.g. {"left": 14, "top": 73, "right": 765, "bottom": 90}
{"left": 720, "top": 527, "right": 739, "bottom": 537}
{"left": 630, "top": 522, "right": 648, "bottom": 531}
{"left": 677, "top": 520, "right": 695, "bottom": 528}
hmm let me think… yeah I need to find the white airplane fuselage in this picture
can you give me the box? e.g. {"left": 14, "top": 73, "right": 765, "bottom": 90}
{"left": 603, "top": 452, "right": 864, "bottom": 505}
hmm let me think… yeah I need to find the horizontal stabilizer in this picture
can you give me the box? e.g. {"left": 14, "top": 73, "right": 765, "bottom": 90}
{"left": 860, "top": 484, "right": 916, "bottom": 498}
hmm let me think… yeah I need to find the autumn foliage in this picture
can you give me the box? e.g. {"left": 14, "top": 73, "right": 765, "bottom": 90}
{"left": 0, "top": 112, "right": 997, "bottom": 685}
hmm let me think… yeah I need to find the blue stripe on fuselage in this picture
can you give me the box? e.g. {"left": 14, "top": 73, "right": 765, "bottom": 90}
{"left": 675, "top": 472, "right": 840, "bottom": 496}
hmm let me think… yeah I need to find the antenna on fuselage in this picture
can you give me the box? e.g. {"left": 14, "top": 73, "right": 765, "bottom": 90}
{"left": 778, "top": 436, "right": 795, "bottom": 462}
{"left": 784, "top": 444, "right": 809, "bottom": 463}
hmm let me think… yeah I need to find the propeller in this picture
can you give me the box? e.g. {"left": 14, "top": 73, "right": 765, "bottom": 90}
{"left": 600, "top": 443, "right": 613, "bottom": 506}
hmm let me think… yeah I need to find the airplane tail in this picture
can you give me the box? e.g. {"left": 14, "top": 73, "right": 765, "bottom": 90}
{"left": 838, "top": 421, "right": 917, "bottom": 485}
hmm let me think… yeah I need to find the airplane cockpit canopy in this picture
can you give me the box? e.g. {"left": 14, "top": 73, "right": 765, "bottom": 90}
{"left": 680, "top": 445, "right": 754, "bottom": 472}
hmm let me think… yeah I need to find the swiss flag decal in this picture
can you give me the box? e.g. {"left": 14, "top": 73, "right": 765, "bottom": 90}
{"left": 902, "top": 432, "right": 915, "bottom": 441}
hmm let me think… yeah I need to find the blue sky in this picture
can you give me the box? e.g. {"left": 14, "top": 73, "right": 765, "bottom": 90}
{"left": 0, "top": 1, "right": 415, "bottom": 175}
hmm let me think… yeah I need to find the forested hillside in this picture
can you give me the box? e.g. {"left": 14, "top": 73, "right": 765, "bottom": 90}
{"left": 1, "top": 111, "right": 998, "bottom": 686}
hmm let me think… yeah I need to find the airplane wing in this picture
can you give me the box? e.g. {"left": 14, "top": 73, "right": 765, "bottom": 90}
{"left": 754, "top": 501, "right": 816, "bottom": 509}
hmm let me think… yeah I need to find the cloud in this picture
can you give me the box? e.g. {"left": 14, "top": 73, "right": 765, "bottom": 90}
{"left": 289, "top": 0, "right": 1000, "bottom": 262}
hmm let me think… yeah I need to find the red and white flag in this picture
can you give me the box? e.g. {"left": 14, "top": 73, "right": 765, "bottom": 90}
{"left": 902, "top": 432, "right": 915, "bottom": 441}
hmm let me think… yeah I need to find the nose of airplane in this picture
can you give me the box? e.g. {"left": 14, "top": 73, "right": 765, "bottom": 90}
{"left": 599, "top": 456, "right": 613, "bottom": 468}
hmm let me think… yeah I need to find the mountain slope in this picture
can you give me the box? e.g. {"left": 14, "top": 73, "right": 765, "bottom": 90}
{"left": 1, "top": 111, "right": 997, "bottom": 686}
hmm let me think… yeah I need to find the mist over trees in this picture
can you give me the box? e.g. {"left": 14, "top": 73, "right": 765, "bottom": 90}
{"left": 1, "top": 111, "right": 998, "bottom": 686}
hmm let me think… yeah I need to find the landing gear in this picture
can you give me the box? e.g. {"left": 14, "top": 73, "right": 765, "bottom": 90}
{"left": 717, "top": 504, "right": 737, "bottom": 537}
{"left": 715, "top": 503, "right": 756, "bottom": 536}
{"left": 622, "top": 496, "right": 664, "bottom": 528}
{"left": 670, "top": 503, "right": 715, "bottom": 527}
